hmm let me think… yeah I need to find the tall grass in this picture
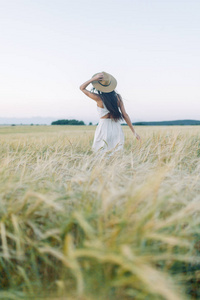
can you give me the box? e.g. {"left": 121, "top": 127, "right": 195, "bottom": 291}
{"left": 0, "top": 125, "right": 200, "bottom": 300}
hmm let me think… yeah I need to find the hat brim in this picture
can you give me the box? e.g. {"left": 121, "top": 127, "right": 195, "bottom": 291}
{"left": 92, "top": 73, "right": 117, "bottom": 93}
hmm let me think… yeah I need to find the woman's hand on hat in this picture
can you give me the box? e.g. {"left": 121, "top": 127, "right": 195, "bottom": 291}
{"left": 92, "top": 73, "right": 104, "bottom": 81}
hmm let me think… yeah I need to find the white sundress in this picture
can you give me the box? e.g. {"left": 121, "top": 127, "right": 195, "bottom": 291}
{"left": 92, "top": 103, "right": 124, "bottom": 153}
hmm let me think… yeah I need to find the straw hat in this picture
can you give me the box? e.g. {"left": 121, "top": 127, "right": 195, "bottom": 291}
{"left": 92, "top": 71, "right": 117, "bottom": 93}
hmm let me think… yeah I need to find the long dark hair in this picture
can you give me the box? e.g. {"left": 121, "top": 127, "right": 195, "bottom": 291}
{"left": 97, "top": 90, "right": 123, "bottom": 121}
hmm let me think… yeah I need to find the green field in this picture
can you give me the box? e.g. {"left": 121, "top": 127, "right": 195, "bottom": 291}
{"left": 0, "top": 125, "right": 200, "bottom": 300}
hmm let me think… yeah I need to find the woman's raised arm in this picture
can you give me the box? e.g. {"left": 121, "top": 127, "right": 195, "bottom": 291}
{"left": 79, "top": 73, "right": 103, "bottom": 101}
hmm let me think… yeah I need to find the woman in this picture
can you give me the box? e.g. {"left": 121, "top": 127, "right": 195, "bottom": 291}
{"left": 80, "top": 71, "right": 140, "bottom": 153}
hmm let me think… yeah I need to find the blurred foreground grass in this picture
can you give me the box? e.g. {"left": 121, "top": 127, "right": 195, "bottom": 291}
{"left": 0, "top": 125, "right": 200, "bottom": 300}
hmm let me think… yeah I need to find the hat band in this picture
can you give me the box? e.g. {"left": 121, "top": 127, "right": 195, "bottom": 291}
{"left": 98, "top": 81, "right": 111, "bottom": 87}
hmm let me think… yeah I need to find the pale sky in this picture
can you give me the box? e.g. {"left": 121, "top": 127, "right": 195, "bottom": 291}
{"left": 0, "top": 0, "right": 200, "bottom": 123}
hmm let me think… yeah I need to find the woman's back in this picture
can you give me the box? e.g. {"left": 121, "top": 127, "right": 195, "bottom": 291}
{"left": 97, "top": 102, "right": 110, "bottom": 118}
{"left": 96, "top": 96, "right": 122, "bottom": 120}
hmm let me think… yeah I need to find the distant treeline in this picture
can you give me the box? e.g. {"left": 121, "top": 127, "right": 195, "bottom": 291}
{"left": 51, "top": 119, "right": 85, "bottom": 125}
{"left": 124, "top": 120, "right": 200, "bottom": 126}
{"left": 52, "top": 119, "right": 200, "bottom": 126}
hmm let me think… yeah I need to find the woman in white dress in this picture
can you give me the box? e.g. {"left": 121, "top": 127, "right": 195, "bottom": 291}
{"left": 80, "top": 72, "right": 140, "bottom": 153}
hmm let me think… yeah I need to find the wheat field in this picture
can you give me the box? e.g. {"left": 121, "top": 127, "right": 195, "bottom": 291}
{"left": 0, "top": 125, "right": 200, "bottom": 300}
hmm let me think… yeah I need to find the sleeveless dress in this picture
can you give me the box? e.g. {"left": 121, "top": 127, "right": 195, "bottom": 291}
{"left": 92, "top": 103, "right": 124, "bottom": 153}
